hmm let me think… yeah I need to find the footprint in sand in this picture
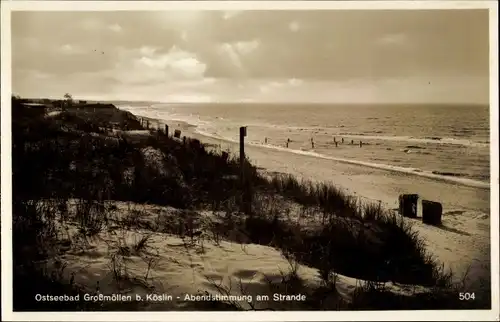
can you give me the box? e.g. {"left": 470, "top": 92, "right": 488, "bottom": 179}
{"left": 444, "top": 210, "right": 465, "bottom": 216}
{"left": 233, "top": 269, "right": 258, "bottom": 280}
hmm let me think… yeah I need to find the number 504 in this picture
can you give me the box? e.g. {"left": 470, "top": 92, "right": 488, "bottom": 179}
{"left": 459, "top": 292, "right": 475, "bottom": 300}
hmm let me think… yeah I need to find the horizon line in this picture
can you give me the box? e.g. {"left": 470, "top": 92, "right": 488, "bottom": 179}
{"left": 13, "top": 96, "right": 490, "bottom": 108}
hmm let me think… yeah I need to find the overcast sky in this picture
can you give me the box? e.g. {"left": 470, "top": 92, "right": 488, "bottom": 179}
{"left": 12, "top": 9, "right": 490, "bottom": 104}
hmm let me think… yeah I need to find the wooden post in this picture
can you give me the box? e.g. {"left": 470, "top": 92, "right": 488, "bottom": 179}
{"left": 240, "top": 126, "right": 250, "bottom": 214}
{"left": 146, "top": 120, "right": 149, "bottom": 129}
{"left": 240, "top": 126, "right": 246, "bottom": 176}
{"left": 164, "top": 124, "right": 169, "bottom": 136}
{"left": 222, "top": 151, "right": 229, "bottom": 163}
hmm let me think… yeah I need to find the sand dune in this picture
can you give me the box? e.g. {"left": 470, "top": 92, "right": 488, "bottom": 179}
{"left": 49, "top": 201, "right": 435, "bottom": 311}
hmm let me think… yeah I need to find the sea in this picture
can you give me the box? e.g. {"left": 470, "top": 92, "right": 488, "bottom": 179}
{"left": 117, "top": 102, "right": 491, "bottom": 190}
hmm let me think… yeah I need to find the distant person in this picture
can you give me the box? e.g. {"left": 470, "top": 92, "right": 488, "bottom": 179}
{"left": 341, "top": 137, "right": 344, "bottom": 143}
{"left": 333, "top": 137, "right": 336, "bottom": 143}
{"left": 351, "top": 139, "right": 354, "bottom": 145}
{"left": 335, "top": 141, "right": 338, "bottom": 147}
{"left": 359, "top": 141, "right": 363, "bottom": 147}
{"left": 286, "top": 141, "right": 289, "bottom": 148}
{"left": 265, "top": 137, "right": 268, "bottom": 144}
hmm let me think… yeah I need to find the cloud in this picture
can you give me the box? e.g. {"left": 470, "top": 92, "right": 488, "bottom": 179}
{"left": 139, "top": 46, "right": 159, "bottom": 57}
{"left": 59, "top": 44, "right": 85, "bottom": 55}
{"left": 288, "top": 21, "right": 300, "bottom": 32}
{"left": 377, "top": 33, "right": 408, "bottom": 45}
{"left": 234, "top": 40, "right": 260, "bottom": 55}
{"left": 165, "top": 93, "right": 213, "bottom": 103}
{"left": 11, "top": 10, "right": 489, "bottom": 104}
{"left": 214, "top": 39, "right": 260, "bottom": 76}
{"left": 288, "top": 78, "right": 303, "bottom": 86}
{"left": 258, "top": 78, "right": 303, "bottom": 92}
{"left": 108, "top": 23, "right": 122, "bottom": 33}
{"left": 80, "top": 18, "right": 102, "bottom": 31}
{"left": 181, "top": 31, "right": 189, "bottom": 42}
{"left": 110, "top": 45, "right": 207, "bottom": 85}
{"left": 222, "top": 11, "right": 243, "bottom": 20}
{"left": 217, "top": 43, "right": 244, "bottom": 70}
{"left": 60, "top": 44, "right": 74, "bottom": 52}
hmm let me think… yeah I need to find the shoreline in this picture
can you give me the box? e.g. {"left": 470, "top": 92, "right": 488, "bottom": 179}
{"left": 134, "top": 113, "right": 490, "bottom": 213}
{"left": 132, "top": 112, "right": 491, "bottom": 285}
{"left": 128, "top": 106, "right": 490, "bottom": 189}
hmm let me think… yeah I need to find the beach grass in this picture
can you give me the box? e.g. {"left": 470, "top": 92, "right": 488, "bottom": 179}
{"left": 11, "top": 96, "right": 490, "bottom": 311}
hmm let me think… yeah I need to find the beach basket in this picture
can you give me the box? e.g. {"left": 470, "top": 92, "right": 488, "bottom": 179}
{"left": 398, "top": 194, "right": 419, "bottom": 218}
{"left": 422, "top": 200, "right": 442, "bottom": 226}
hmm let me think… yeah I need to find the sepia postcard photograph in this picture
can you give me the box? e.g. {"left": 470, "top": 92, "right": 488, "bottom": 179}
{"left": 1, "top": 1, "right": 499, "bottom": 321}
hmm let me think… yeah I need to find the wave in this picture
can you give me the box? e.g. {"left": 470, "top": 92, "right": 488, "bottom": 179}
{"left": 232, "top": 123, "right": 488, "bottom": 149}
{"left": 431, "top": 171, "right": 465, "bottom": 177}
{"left": 336, "top": 133, "right": 488, "bottom": 148}
{"left": 117, "top": 105, "right": 490, "bottom": 189}
{"left": 123, "top": 105, "right": 489, "bottom": 148}
{"left": 194, "top": 128, "right": 490, "bottom": 190}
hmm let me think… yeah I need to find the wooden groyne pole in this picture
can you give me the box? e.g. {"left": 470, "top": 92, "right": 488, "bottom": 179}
{"left": 240, "top": 126, "right": 250, "bottom": 214}
{"left": 240, "top": 126, "right": 246, "bottom": 181}
{"left": 164, "top": 124, "right": 169, "bottom": 136}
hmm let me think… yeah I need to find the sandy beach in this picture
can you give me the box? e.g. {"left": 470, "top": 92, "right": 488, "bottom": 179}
{"left": 142, "top": 117, "right": 491, "bottom": 290}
